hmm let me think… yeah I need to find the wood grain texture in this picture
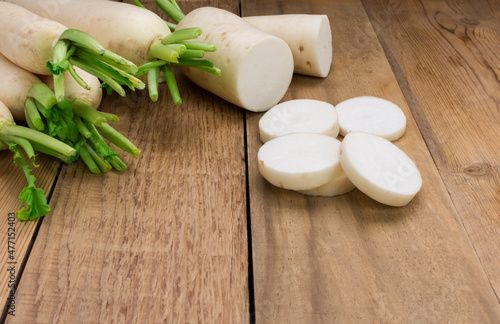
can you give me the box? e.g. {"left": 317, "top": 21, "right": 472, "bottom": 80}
{"left": 0, "top": 153, "right": 60, "bottom": 316}
{"left": 362, "top": 0, "right": 500, "bottom": 298}
{"left": 242, "top": 0, "right": 500, "bottom": 322}
{"left": 6, "top": 1, "right": 249, "bottom": 323}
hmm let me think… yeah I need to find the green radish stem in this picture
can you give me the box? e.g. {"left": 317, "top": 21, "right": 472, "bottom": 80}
{"left": 156, "top": 0, "right": 185, "bottom": 24}
{"left": 162, "top": 64, "right": 182, "bottom": 105}
{"left": 177, "top": 41, "right": 217, "bottom": 52}
{"left": 73, "top": 115, "right": 91, "bottom": 138}
{"left": 24, "top": 98, "right": 44, "bottom": 131}
{"left": 109, "top": 156, "right": 127, "bottom": 172}
{"left": 72, "top": 99, "right": 118, "bottom": 126}
{"left": 47, "top": 29, "right": 139, "bottom": 101}
{"left": 162, "top": 28, "right": 201, "bottom": 45}
{"left": 96, "top": 123, "right": 140, "bottom": 158}
{"left": 83, "top": 142, "right": 112, "bottom": 173}
{"left": 0, "top": 123, "right": 76, "bottom": 160}
{"left": 148, "top": 65, "right": 161, "bottom": 102}
{"left": 0, "top": 134, "right": 35, "bottom": 159}
{"left": 79, "top": 144, "right": 100, "bottom": 174}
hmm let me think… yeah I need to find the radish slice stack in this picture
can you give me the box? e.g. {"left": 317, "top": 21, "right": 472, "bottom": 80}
{"left": 257, "top": 97, "right": 422, "bottom": 206}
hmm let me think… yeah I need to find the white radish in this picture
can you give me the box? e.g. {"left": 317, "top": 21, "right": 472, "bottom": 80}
{"left": 244, "top": 14, "right": 332, "bottom": 78}
{"left": 0, "top": 2, "right": 65, "bottom": 75}
{"left": 297, "top": 166, "right": 355, "bottom": 197}
{"left": 259, "top": 99, "right": 339, "bottom": 143}
{"left": 336, "top": 96, "right": 407, "bottom": 141}
{"left": 0, "top": 101, "right": 15, "bottom": 151}
{"left": 339, "top": 132, "right": 422, "bottom": 207}
{"left": 0, "top": 53, "right": 42, "bottom": 121}
{"left": 9, "top": 0, "right": 171, "bottom": 67}
{"left": 9, "top": 0, "right": 217, "bottom": 104}
{"left": 40, "top": 67, "right": 103, "bottom": 109}
{"left": 0, "top": 2, "right": 140, "bottom": 101}
{"left": 177, "top": 7, "right": 294, "bottom": 112}
{"left": 258, "top": 133, "right": 341, "bottom": 191}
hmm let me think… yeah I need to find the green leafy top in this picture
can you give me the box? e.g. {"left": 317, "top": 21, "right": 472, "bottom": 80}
{"left": 10, "top": 144, "right": 51, "bottom": 221}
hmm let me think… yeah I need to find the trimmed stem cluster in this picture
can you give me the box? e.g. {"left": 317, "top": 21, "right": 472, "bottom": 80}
{"left": 23, "top": 83, "right": 140, "bottom": 174}
{"left": 133, "top": 0, "right": 221, "bottom": 104}
{"left": 48, "top": 29, "right": 143, "bottom": 102}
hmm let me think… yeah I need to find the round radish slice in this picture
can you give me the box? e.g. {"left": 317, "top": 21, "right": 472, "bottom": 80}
{"left": 298, "top": 165, "right": 355, "bottom": 197}
{"left": 336, "top": 96, "right": 406, "bottom": 141}
{"left": 339, "top": 132, "right": 422, "bottom": 206}
{"left": 258, "top": 133, "right": 341, "bottom": 191}
{"left": 259, "top": 99, "right": 339, "bottom": 143}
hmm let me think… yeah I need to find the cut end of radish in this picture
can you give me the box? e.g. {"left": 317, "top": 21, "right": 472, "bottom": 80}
{"left": 258, "top": 133, "right": 342, "bottom": 191}
{"left": 236, "top": 36, "right": 294, "bottom": 112}
{"left": 259, "top": 99, "right": 339, "bottom": 143}
{"left": 336, "top": 96, "right": 407, "bottom": 141}
{"left": 339, "top": 132, "right": 422, "bottom": 207}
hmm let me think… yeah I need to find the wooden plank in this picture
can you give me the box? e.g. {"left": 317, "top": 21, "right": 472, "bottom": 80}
{"left": 6, "top": 1, "right": 249, "bottom": 323}
{"left": 0, "top": 152, "right": 60, "bottom": 317}
{"left": 361, "top": 0, "right": 500, "bottom": 297}
{"left": 242, "top": 0, "right": 500, "bottom": 322}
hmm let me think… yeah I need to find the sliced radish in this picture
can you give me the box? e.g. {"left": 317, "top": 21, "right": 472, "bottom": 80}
{"left": 339, "top": 132, "right": 422, "bottom": 206}
{"left": 258, "top": 133, "right": 341, "bottom": 191}
{"left": 298, "top": 164, "right": 355, "bottom": 197}
{"left": 259, "top": 99, "right": 339, "bottom": 143}
{"left": 336, "top": 96, "right": 406, "bottom": 141}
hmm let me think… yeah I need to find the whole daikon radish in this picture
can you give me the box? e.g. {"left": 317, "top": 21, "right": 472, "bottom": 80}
{"left": 339, "top": 132, "right": 422, "bottom": 207}
{"left": 244, "top": 14, "right": 332, "bottom": 78}
{"left": 177, "top": 7, "right": 294, "bottom": 112}
{"left": 0, "top": 2, "right": 140, "bottom": 100}
{"left": 9, "top": 0, "right": 219, "bottom": 103}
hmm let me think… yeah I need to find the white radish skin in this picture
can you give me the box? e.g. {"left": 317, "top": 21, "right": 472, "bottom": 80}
{"left": 40, "top": 68, "right": 103, "bottom": 109}
{"left": 259, "top": 99, "right": 339, "bottom": 143}
{"left": 0, "top": 101, "right": 15, "bottom": 151}
{"left": 258, "top": 133, "right": 341, "bottom": 191}
{"left": 177, "top": 7, "right": 294, "bottom": 112}
{"left": 9, "top": 0, "right": 172, "bottom": 66}
{"left": 244, "top": 14, "right": 332, "bottom": 78}
{"left": 339, "top": 132, "right": 422, "bottom": 207}
{"left": 0, "top": 53, "right": 42, "bottom": 121}
{"left": 0, "top": 2, "right": 67, "bottom": 75}
{"left": 336, "top": 96, "right": 407, "bottom": 141}
{"left": 298, "top": 165, "right": 355, "bottom": 197}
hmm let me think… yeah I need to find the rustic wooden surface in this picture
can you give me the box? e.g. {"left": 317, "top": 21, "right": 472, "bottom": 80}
{"left": 0, "top": 0, "right": 499, "bottom": 323}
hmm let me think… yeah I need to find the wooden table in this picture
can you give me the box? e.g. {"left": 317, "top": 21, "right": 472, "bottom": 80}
{"left": 1, "top": 0, "right": 499, "bottom": 322}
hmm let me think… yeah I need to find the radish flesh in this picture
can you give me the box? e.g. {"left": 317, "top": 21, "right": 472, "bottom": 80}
{"left": 258, "top": 133, "right": 341, "bottom": 191}
{"left": 339, "top": 132, "right": 422, "bottom": 206}
{"left": 244, "top": 14, "right": 332, "bottom": 78}
{"left": 298, "top": 165, "right": 355, "bottom": 197}
{"left": 158, "top": 5, "right": 294, "bottom": 112}
{"left": 336, "top": 96, "right": 407, "bottom": 141}
{"left": 259, "top": 99, "right": 339, "bottom": 143}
